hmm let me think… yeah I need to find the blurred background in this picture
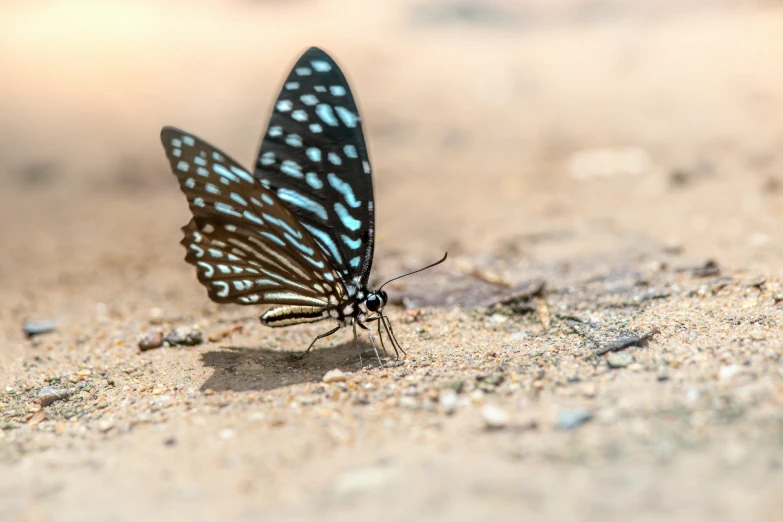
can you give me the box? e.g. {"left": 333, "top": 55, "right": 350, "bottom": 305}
{"left": 2, "top": 0, "right": 782, "bottom": 294}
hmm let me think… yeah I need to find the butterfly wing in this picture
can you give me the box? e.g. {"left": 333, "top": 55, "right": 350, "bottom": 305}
{"left": 252, "top": 47, "right": 375, "bottom": 288}
{"left": 160, "top": 126, "right": 347, "bottom": 312}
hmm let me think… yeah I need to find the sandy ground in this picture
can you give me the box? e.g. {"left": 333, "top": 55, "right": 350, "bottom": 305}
{"left": 1, "top": 1, "right": 782, "bottom": 520}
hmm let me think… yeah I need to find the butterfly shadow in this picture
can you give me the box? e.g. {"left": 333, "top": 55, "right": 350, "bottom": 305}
{"left": 199, "top": 340, "right": 378, "bottom": 392}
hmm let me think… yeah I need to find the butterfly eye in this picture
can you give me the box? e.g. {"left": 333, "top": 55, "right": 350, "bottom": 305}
{"left": 366, "top": 294, "right": 381, "bottom": 312}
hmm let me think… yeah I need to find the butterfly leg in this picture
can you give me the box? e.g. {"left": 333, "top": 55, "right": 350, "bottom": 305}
{"left": 357, "top": 322, "right": 384, "bottom": 368}
{"left": 364, "top": 316, "right": 389, "bottom": 357}
{"left": 377, "top": 318, "right": 390, "bottom": 357}
{"left": 352, "top": 322, "right": 363, "bottom": 368}
{"left": 382, "top": 314, "right": 407, "bottom": 359}
{"left": 291, "top": 325, "right": 341, "bottom": 361}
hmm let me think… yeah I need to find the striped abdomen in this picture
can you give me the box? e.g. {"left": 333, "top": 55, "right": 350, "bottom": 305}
{"left": 260, "top": 306, "right": 327, "bottom": 327}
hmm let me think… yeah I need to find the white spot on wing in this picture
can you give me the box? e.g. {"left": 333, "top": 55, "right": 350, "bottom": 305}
{"left": 214, "top": 281, "right": 230, "bottom": 297}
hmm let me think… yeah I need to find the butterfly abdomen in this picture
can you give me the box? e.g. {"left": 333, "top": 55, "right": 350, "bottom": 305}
{"left": 260, "top": 305, "right": 328, "bottom": 327}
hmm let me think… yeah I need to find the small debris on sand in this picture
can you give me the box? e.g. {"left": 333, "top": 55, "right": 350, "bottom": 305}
{"left": 164, "top": 325, "right": 203, "bottom": 347}
{"left": 322, "top": 369, "right": 348, "bottom": 383}
{"left": 482, "top": 404, "right": 509, "bottom": 430}
{"left": 555, "top": 408, "right": 592, "bottom": 430}
{"left": 38, "top": 387, "right": 72, "bottom": 406}
{"left": 22, "top": 319, "right": 58, "bottom": 338}
{"left": 138, "top": 331, "right": 164, "bottom": 351}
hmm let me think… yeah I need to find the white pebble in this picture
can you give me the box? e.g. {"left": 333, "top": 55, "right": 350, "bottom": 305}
{"left": 218, "top": 428, "right": 236, "bottom": 440}
{"left": 482, "top": 405, "right": 509, "bottom": 430}
{"left": 322, "top": 369, "right": 347, "bottom": 383}
{"left": 439, "top": 391, "right": 459, "bottom": 414}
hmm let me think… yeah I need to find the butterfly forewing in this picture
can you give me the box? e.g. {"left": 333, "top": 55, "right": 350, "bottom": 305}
{"left": 253, "top": 47, "right": 375, "bottom": 287}
{"left": 160, "top": 126, "right": 346, "bottom": 307}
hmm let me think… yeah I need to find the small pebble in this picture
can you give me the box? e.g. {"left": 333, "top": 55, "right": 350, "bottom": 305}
{"left": 164, "top": 325, "right": 203, "bottom": 347}
{"left": 38, "top": 387, "right": 72, "bottom": 406}
{"left": 218, "top": 428, "right": 236, "bottom": 440}
{"left": 607, "top": 353, "right": 634, "bottom": 369}
{"left": 138, "top": 331, "right": 164, "bottom": 351}
{"left": 439, "top": 391, "right": 459, "bottom": 414}
{"left": 148, "top": 307, "right": 165, "bottom": 324}
{"left": 98, "top": 419, "right": 115, "bottom": 432}
{"left": 555, "top": 408, "right": 592, "bottom": 430}
{"left": 447, "top": 379, "right": 465, "bottom": 394}
{"left": 333, "top": 466, "right": 401, "bottom": 498}
{"left": 477, "top": 373, "right": 505, "bottom": 387}
{"left": 719, "top": 365, "right": 741, "bottom": 382}
{"left": 489, "top": 314, "right": 509, "bottom": 324}
{"left": 28, "top": 409, "right": 46, "bottom": 427}
{"left": 22, "top": 319, "right": 58, "bottom": 338}
{"left": 482, "top": 404, "right": 509, "bottom": 430}
{"left": 207, "top": 324, "right": 243, "bottom": 342}
{"left": 153, "top": 395, "right": 174, "bottom": 408}
{"left": 322, "top": 369, "right": 347, "bottom": 383}
{"left": 399, "top": 396, "right": 419, "bottom": 409}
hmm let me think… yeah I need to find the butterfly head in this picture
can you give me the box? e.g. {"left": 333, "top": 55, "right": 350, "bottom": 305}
{"left": 364, "top": 290, "right": 388, "bottom": 313}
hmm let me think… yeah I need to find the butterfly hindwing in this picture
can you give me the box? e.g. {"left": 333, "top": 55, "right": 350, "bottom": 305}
{"left": 160, "top": 126, "right": 346, "bottom": 307}
{"left": 253, "top": 47, "right": 376, "bottom": 287}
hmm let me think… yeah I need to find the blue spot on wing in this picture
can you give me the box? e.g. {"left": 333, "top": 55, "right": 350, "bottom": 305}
{"left": 328, "top": 173, "right": 361, "bottom": 208}
{"left": 315, "top": 104, "right": 338, "bottom": 126}
{"left": 333, "top": 203, "right": 361, "bottom": 232}
{"left": 306, "top": 148, "right": 321, "bottom": 162}
{"left": 334, "top": 106, "right": 357, "bottom": 128}
{"left": 283, "top": 232, "right": 314, "bottom": 256}
{"left": 341, "top": 235, "right": 362, "bottom": 250}
{"left": 277, "top": 189, "right": 328, "bottom": 220}
{"left": 305, "top": 172, "right": 323, "bottom": 189}
{"left": 280, "top": 160, "right": 303, "bottom": 178}
{"left": 263, "top": 213, "right": 303, "bottom": 239}
{"left": 303, "top": 224, "right": 343, "bottom": 265}
{"left": 213, "top": 164, "right": 240, "bottom": 183}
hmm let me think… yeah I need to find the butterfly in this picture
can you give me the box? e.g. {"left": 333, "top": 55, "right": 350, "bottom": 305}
{"left": 159, "top": 47, "right": 446, "bottom": 365}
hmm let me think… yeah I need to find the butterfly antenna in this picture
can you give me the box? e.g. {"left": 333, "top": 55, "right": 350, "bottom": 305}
{"left": 379, "top": 252, "right": 448, "bottom": 291}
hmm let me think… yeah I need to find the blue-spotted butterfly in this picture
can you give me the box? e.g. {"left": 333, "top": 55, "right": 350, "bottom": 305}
{"left": 160, "top": 47, "right": 446, "bottom": 365}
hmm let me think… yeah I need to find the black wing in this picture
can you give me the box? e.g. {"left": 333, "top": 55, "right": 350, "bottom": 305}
{"left": 252, "top": 47, "right": 375, "bottom": 288}
{"left": 160, "top": 127, "right": 348, "bottom": 307}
